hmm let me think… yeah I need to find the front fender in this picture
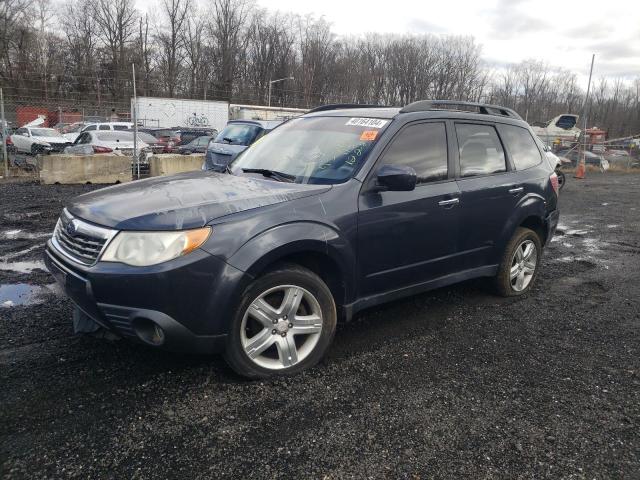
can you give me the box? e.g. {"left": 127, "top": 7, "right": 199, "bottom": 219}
{"left": 226, "top": 221, "right": 356, "bottom": 302}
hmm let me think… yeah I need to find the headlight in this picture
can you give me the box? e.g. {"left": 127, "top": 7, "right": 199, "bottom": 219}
{"left": 101, "top": 227, "right": 211, "bottom": 266}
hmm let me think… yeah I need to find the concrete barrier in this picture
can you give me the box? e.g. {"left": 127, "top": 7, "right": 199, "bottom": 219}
{"left": 39, "top": 154, "right": 132, "bottom": 185}
{"left": 149, "top": 154, "right": 204, "bottom": 177}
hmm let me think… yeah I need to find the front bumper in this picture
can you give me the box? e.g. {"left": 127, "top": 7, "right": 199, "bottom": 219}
{"left": 44, "top": 241, "right": 249, "bottom": 354}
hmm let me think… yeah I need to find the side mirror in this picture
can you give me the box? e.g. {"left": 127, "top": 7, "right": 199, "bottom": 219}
{"left": 376, "top": 165, "right": 417, "bottom": 192}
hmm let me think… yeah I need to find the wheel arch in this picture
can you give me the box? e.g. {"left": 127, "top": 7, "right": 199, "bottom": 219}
{"left": 227, "top": 222, "right": 356, "bottom": 312}
{"left": 499, "top": 195, "right": 548, "bottom": 252}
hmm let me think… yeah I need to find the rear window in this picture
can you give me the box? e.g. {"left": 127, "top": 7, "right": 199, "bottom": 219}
{"left": 137, "top": 132, "right": 158, "bottom": 143}
{"left": 96, "top": 131, "right": 134, "bottom": 141}
{"left": 500, "top": 125, "right": 542, "bottom": 170}
{"left": 456, "top": 124, "right": 506, "bottom": 177}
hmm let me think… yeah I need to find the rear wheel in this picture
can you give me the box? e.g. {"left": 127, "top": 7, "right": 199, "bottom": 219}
{"left": 556, "top": 169, "right": 566, "bottom": 190}
{"left": 224, "top": 264, "right": 337, "bottom": 379}
{"left": 494, "top": 227, "right": 542, "bottom": 297}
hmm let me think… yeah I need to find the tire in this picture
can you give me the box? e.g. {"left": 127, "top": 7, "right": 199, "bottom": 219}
{"left": 224, "top": 264, "right": 337, "bottom": 379}
{"left": 494, "top": 227, "right": 542, "bottom": 297}
{"left": 30, "top": 144, "right": 39, "bottom": 156}
{"left": 556, "top": 169, "right": 566, "bottom": 190}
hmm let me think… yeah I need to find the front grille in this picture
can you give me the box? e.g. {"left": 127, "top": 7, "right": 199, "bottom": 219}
{"left": 52, "top": 210, "right": 117, "bottom": 265}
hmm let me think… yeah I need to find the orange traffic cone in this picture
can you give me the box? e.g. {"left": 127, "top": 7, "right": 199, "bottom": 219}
{"left": 574, "top": 162, "right": 586, "bottom": 179}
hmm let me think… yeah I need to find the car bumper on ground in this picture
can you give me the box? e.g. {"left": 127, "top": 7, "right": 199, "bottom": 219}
{"left": 44, "top": 241, "right": 249, "bottom": 354}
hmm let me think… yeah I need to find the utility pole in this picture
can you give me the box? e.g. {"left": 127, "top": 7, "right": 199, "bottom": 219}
{"left": 576, "top": 54, "right": 595, "bottom": 179}
{"left": 268, "top": 77, "right": 294, "bottom": 107}
{"left": 132, "top": 64, "right": 139, "bottom": 179}
{"left": 1, "top": 88, "right": 8, "bottom": 178}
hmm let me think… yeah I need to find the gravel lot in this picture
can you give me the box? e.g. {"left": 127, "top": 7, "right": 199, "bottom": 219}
{"left": 1, "top": 173, "right": 639, "bottom": 479}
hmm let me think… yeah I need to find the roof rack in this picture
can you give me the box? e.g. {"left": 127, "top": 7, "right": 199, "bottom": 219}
{"left": 307, "top": 103, "right": 388, "bottom": 114}
{"left": 399, "top": 100, "right": 522, "bottom": 120}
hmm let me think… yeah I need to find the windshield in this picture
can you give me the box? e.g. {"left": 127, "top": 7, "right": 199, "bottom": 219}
{"left": 63, "top": 123, "right": 84, "bottom": 133}
{"left": 230, "top": 116, "right": 389, "bottom": 184}
{"left": 31, "top": 128, "right": 60, "bottom": 137}
{"left": 214, "top": 123, "right": 262, "bottom": 146}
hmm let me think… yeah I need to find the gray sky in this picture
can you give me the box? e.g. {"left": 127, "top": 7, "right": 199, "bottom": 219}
{"left": 137, "top": 0, "right": 640, "bottom": 87}
{"left": 255, "top": 0, "right": 639, "bottom": 86}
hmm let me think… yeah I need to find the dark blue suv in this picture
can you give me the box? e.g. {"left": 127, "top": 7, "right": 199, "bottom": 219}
{"left": 45, "top": 101, "right": 560, "bottom": 378}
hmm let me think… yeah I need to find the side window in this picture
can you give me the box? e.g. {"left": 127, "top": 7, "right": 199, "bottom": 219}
{"left": 113, "top": 125, "right": 128, "bottom": 131}
{"left": 99, "top": 125, "right": 110, "bottom": 131}
{"left": 85, "top": 125, "right": 96, "bottom": 131}
{"left": 380, "top": 122, "right": 448, "bottom": 184}
{"left": 500, "top": 124, "right": 542, "bottom": 170}
{"left": 455, "top": 124, "right": 506, "bottom": 177}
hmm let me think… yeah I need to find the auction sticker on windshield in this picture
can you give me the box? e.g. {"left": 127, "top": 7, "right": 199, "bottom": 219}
{"left": 345, "top": 118, "right": 388, "bottom": 128}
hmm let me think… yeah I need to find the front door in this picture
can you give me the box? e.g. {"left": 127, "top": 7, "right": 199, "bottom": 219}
{"left": 357, "top": 121, "right": 461, "bottom": 296}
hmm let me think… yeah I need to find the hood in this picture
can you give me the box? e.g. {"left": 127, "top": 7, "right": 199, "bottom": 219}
{"left": 66, "top": 171, "right": 330, "bottom": 230}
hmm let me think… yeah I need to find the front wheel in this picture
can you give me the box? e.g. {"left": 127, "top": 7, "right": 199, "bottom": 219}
{"left": 493, "top": 227, "right": 542, "bottom": 297}
{"left": 224, "top": 264, "right": 337, "bottom": 379}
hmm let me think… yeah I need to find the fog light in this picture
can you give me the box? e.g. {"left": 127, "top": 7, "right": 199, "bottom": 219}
{"left": 133, "top": 318, "right": 165, "bottom": 346}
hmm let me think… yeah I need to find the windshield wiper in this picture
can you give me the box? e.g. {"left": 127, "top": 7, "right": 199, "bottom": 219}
{"left": 242, "top": 168, "right": 296, "bottom": 182}
{"left": 222, "top": 137, "right": 235, "bottom": 144}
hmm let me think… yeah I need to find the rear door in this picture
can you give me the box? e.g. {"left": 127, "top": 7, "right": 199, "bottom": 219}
{"left": 357, "top": 121, "right": 461, "bottom": 296}
{"left": 454, "top": 122, "right": 522, "bottom": 269}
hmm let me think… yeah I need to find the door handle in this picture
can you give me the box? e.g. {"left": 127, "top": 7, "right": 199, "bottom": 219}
{"left": 438, "top": 198, "right": 460, "bottom": 207}
{"left": 509, "top": 186, "right": 524, "bottom": 194}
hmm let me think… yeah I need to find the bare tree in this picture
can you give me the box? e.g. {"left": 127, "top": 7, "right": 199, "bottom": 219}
{"left": 92, "top": 0, "right": 138, "bottom": 98}
{"left": 208, "top": 0, "right": 252, "bottom": 100}
{"left": 156, "top": 0, "right": 189, "bottom": 97}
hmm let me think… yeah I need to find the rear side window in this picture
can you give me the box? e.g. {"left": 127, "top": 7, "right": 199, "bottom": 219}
{"left": 85, "top": 125, "right": 96, "bottom": 131}
{"left": 381, "top": 122, "right": 448, "bottom": 184}
{"left": 500, "top": 125, "right": 542, "bottom": 170}
{"left": 99, "top": 125, "right": 110, "bottom": 131}
{"left": 113, "top": 125, "right": 129, "bottom": 131}
{"left": 455, "top": 124, "right": 506, "bottom": 177}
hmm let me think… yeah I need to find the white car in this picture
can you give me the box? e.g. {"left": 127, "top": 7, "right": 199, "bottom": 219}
{"left": 64, "top": 130, "right": 149, "bottom": 155}
{"left": 10, "top": 127, "right": 73, "bottom": 155}
{"left": 63, "top": 122, "right": 134, "bottom": 143}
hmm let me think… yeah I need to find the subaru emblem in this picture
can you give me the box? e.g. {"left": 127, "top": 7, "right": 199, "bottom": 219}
{"left": 66, "top": 221, "right": 77, "bottom": 236}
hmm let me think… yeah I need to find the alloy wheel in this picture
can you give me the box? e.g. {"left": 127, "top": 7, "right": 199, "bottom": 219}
{"left": 240, "top": 285, "right": 323, "bottom": 370}
{"left": 510, "top": 240, "right": 537, "bottom": 292}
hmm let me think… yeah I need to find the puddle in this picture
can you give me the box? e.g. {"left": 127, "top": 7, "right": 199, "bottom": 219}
{"left": 1, "top": 245, "right": 43, "bottom": 261}
{"left": 0, "top": 260, "right": 46, "bottom": 274}
{"left": 0, "top": 229, "right": 50, "bottom": 240}
{"left": 2, "top": 212, "right": 41, "bottom": 221}
{"left": 0, "top": 283, "right": 58, "bottom": 307}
